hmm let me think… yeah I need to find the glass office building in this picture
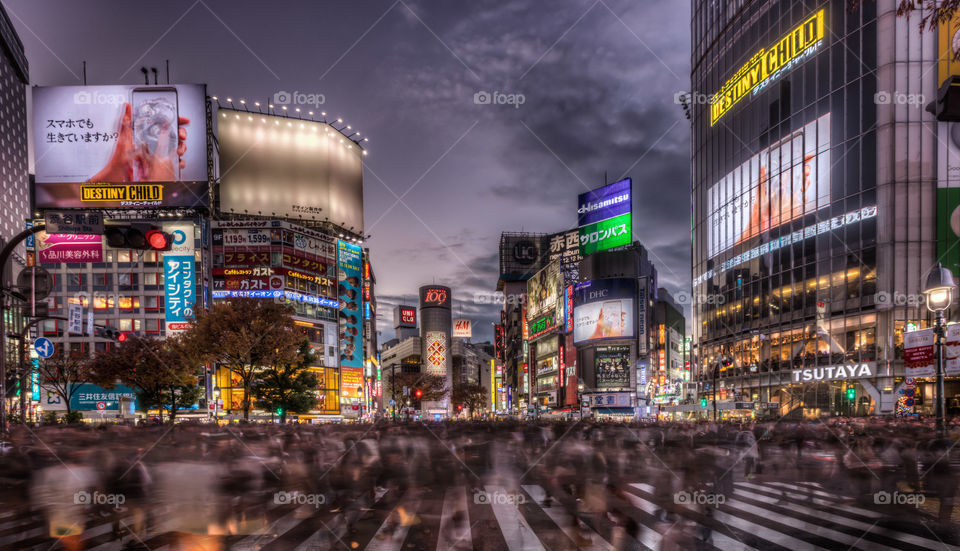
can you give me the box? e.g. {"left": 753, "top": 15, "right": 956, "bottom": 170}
{"left": 691, "top": 0, "right": 944, "bottom": 416}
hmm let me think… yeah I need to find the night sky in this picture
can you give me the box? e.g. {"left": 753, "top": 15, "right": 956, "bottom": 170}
{"left": 6, "top": 0, "right": 692, "bottom": 343}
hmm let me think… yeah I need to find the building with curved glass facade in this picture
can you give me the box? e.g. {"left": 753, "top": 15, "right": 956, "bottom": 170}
{"left": 691, "top": 0, "right": 947, "bottom": 416}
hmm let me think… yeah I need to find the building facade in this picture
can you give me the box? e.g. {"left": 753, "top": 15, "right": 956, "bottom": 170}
{"left": 691, "top": 0, "right": 941, "bottom": 417}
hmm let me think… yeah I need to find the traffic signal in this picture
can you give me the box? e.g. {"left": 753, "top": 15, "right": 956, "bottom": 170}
{"left": 846, "top": 387, "right": 856, "bottom": 400}
{"left": 104, "top": 223, "right": 172, "bottom": 250}
{"left": 700, "top": 398, "right": 707, "bottom": 407}
{"left": 96, "top": 326, "right": 126, "bottom": 341}
{"left": 276, "top": 407, "right": 283, "bottom": 415}
{"left": 415, "top": 389, "right": 423, "bottom": 398}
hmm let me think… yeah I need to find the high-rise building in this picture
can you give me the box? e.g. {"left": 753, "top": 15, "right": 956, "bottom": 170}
{"left": 690, "top": 0, "right": 939, "bottom": 416}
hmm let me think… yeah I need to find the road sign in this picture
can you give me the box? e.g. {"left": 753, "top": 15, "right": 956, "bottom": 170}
{"left": 44, "top": 211, "right": 104, "bottom": 234}
{"left": 34, "top": 337, "right": 55, "bottom": 358}
{"left": 96, "top": 402, "right": 106, "bottom": 411}
{"left": 388, "top": 399, "right": 396, "bottom": 406}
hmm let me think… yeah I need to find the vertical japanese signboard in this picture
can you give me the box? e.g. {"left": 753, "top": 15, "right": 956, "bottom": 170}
{"left": 163, "top": 222, "right": 195, "bottom": 333}
{"left": 337, "top": 240, "right": 363, "bottom": 369}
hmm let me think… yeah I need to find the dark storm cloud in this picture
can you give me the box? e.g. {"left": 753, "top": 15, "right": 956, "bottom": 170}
{"left": 6, "top": 0, "right": 692, "bottom": 336}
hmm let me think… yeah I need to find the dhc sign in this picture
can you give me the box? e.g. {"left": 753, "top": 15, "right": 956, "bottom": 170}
{"left": 792, "top": 362, "right": 874, "bottom": 383}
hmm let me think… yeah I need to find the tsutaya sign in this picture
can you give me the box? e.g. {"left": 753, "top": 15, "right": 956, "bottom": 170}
{"left": 792, "top": 362, "right": 875, "bottom": 383}
{"left": 710, "top": 9, "right": 826, "bottom": 126}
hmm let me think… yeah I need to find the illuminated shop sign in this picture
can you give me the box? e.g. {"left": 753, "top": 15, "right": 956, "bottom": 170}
{"left": 528, "top": 311, "right": 560, "bottom": 340}
{"left": 791, "top": 362, "right": 874, "bottom": 383}
{"left": 710, "top": 9, "right": 826, "bottom": 126}
{"left": 694, "top": 206, "right": 877, "bottom": 285}
{"left": 400, "top": 307, "right": 417, "bottom": 326}
{"left": 420, "top": 286, "right": 451, "bottom": 308}
{"left": 212, "top": 290, "right": 281, "bottom": 299}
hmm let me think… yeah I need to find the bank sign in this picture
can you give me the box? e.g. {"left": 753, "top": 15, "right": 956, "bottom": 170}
{"left": 710, "top": 9, "right": 826, "bottom": 126}
{"left": 577, "top": 178, "right": 632, "bottom": 256}
{"left": 791, "top": 362, "right": 874, "bottom": 383}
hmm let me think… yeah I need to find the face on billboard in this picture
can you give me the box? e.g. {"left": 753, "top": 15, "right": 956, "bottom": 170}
{"left": 707, "top": 113, "right": 831, "bottom": 258}
{"left": 217, "top": 109, "right": 363, "bottom": 231}
{"left": 573, "top": 278, "right": 636, "bottom": 345}
{"left": 33, "top": 85, "right": 208, "bottom": 208}
{"left": 337, "top": 241, "right": 363, "bottom": 368}
{"left": 526, "top": 260, "right": 561, "bottom": 321}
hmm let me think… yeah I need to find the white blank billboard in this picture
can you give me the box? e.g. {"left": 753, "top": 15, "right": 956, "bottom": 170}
{"left": 217, "top": 109, "right": 363, "bottom": 231}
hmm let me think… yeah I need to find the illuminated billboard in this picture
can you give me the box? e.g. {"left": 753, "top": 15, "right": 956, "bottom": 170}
{"left": 526, "top": 259, "right": 562, "bottom": 322}
{"left": 424, "top": 331, "right": 447, "bottom": 376}
{"left": 217, "top": 109, "right": 363, "bottom": 231}
{"left": 595, "top": 345, "right": 630, "bottom": 389}
{"left": 710, "top": 9, "right": 825, "bottom": 125}
{"left": 163, "top": 222, "right": 196, "bottom": 333}
{"left": 577, "top": 179, "right": 632, "bottom": 255}
{"left": 573, "top": 278, "right": 636, "bottom": 345}
{"left": 395, "top": 305, "right": 417, "bottom": 328}
{"left": 340, "top": 366, "right": 364, "bottom": 399}
{"left": 419, "top": 286, "right": 451, "bottom": 309}
{"left": 706, "top": 113, "right": 830, "bottom": 258}
{"left": 337, "top": 240, "right": 363, "bottom": 369}
{"left": 453, "top": 319, "right": 472, "bottom": 338}
{"left": 32, "top": 84, "right": 208, "bottom": 208}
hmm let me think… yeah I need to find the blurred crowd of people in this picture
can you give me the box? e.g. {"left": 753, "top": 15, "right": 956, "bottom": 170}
{"left": 0, "top": 417, "right": 957, "bottom": 550}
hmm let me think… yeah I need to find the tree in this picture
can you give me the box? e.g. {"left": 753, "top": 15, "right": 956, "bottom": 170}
{"left": 452, "top": 382, "right": 488, "bottom": 416}
{"left": 393, "top": 372, "right": 448, "bottom": 403}
{"left": 37, "top": 353, "right": 90, "bottom": 415}
{"left": 187, "top": 300, "right": 301, "bottom": 419}
{"left": 849, "top": 0, "right": 960, "bottom": 40}
{"left": 251, "top": 340, "right": 319, "bottom": 423}
{"left": 87, "top": 335, "right": 202, "bottom": 422}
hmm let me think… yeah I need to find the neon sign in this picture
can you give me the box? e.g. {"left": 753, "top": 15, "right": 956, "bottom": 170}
{"left": 710, "top": 9, "right": 825, "bottom": 126}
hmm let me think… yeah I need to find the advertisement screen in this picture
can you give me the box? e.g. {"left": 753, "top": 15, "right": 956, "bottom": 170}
{"left": 707, "top": 113, "right": 831, "bottom": 258}
{"left": 526, "top": 260, "right": 562, "bottom": 321}
{"left": 33, "top": 84, "right": 208, "bottom": 208}
{"left": 595, "top": 345, "right": 631, "bottom": 390}
{"left": 337, "top": 241, "right": 363, "bottom": 369}
{"left": 578, "top": 179, "right": 632, "bottom": 255}
{"left": 573, "top": 278, "right": 636, "bottom": 345}
{"left": 217, "top": 109, "right": 363, "bottom": 231}
{"left": 340, "top": 366, "right": 364, "bottom": 399}
{"left": 424, "top": 331, "right": 447, "bottom": 376}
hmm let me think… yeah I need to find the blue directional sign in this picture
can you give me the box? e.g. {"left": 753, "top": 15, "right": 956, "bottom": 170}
{"left": 34, "top": 337, "right": 55, "bottom": 358}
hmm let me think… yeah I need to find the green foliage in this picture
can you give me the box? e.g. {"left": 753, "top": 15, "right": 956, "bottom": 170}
{"left": 41, "top": 411, "right": 59, "bottom": 425}
{"left": 62, "top": 411, "right": 83, "bottom": 424}
{"left": 251, "top": 340, "right": 320, "bottom": 423}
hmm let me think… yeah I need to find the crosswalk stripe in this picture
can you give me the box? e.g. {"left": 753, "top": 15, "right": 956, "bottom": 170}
{"left": 629, "top": 483, "right": 818, "bottom": 550}
{"left": 737, "top": 482, "right": 884, "bottom": 519}
{"left": 485, "top": 485, "right": 546, "bottom": 551}
{"left": 733, "top": 483, "right": 949, "bottom": 550}
{"left": 438, "top": 486, "right": 472, "bottom": 551}
{"left": 722, "top": 494, "right": 901, "bottom": 550}
{"left": 521, "top": 485, "right": 617, "bottom": 551}
{"left": 625, "top": 483, "right": 752, "bottom": 551}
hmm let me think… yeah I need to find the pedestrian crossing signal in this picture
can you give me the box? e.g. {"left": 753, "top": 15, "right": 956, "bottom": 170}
{"left": 700, "top": 398, "right": 707, "bottom": 407}
{"left": 846, "top": 387, "right": 856, "bottom": 400}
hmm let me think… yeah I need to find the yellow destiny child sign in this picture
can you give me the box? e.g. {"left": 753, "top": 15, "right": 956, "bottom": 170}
{"left": 710, "top": 9, "right": 825, "bottom": 126}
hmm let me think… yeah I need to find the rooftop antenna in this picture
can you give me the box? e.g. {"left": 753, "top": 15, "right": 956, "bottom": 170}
{"left": 140, "top": 67, "right": 148, "bottom": 85}
{"left": 165, "top": 59, "right": 170, "bottom": 84}
{"left": 151, "top": 67, "right": 158, "bottom": 84}
{"left": 82, "top": 61, "right": 87, "bottom": 85}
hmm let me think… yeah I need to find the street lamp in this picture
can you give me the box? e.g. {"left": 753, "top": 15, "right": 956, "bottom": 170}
{"left": 213, "top": 387, "right": 220, "bottom": 423}
{"left": 923, "top": 262, "right": 956, "bottom": 437}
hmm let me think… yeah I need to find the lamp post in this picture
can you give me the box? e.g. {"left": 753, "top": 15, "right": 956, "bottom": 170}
{"left": 923, "top": 262, "right": 956, "bottom": 437}
{"left": 213, "top": 387, "right": 220, "bottom": 423}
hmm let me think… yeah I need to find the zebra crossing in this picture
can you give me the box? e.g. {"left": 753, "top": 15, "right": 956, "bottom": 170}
{"left": 1, "top": 479, "right": 958, "bottom": 550}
